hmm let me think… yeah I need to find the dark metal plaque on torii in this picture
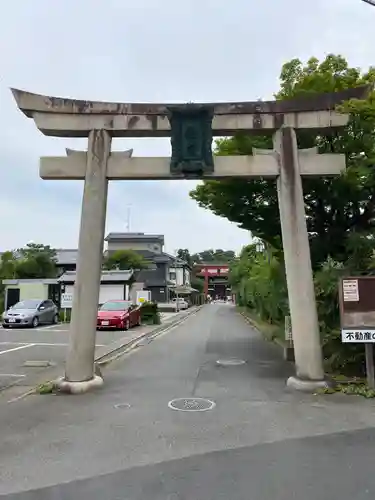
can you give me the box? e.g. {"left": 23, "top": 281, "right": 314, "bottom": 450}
{"left": 167, "top": 104, "right": 214, "bottom": 178}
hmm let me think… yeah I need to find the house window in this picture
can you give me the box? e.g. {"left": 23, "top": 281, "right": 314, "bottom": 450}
{"left": 169, "top": 272, "right": 177, "bottom": 281}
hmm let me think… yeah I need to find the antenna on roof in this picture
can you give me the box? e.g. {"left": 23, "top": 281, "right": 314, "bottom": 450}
{"left": 126, "top": 205, "right": 131, "bottom": 232}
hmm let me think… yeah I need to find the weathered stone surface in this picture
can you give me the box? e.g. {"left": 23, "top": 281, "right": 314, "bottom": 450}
{"left": 11, "top": 86, "right": 370, "bottom": 137}
{"left": 11, "top": 86, "right": 370, "bottom": 116}
{"left": 39, "top": 153, "right": 345, "bottom": 180}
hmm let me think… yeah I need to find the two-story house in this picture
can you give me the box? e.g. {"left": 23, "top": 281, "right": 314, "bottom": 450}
{"left": 1, "top": 234, "right": 193, "bottom": 306}
{"left": 167, "top": 258, "right": 191, "bottom": 287}
{"left": 55, "top": 249, "right": 79, "bottom": 276}
{"left": 104, "top": 232, "right": 192, "bottom": 303}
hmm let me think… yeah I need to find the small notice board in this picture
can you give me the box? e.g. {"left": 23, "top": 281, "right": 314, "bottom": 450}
{"left": 61, "top": 293, "right": 73, "bottom": 309}
{"left": 339, "top": 276, "right": 375, "bottom": 386}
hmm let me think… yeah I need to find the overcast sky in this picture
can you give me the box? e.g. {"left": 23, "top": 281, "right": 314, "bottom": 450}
{"left": 0, "top": 0, "right": 374, "bottom": 254}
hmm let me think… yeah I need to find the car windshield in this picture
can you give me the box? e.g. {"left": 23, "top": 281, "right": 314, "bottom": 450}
{"left": 12, "top": 300, "right": 40, "bottom": 309}
{"left": 100, "top": 301, "right": 132, "bottom": 311}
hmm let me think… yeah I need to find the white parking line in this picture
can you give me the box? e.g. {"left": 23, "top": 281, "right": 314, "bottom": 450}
{"left": 0, "top": 344, "right": 34, "bottom": 355}
{"left": 34, "top": 324, "right": 62, "bottom": 330}
{"left": 0, "top": 342, "right": 105, "bottom": 347}
{"left": 35, "top": 329, "right": 70, "bottom": 333}
{"left": 0, "top": 324, "right": 69, "bottom": 331}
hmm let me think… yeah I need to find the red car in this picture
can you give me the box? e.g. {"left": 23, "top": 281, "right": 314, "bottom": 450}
{"left": 97, "top": 300, "right": 141, "bottom": 330}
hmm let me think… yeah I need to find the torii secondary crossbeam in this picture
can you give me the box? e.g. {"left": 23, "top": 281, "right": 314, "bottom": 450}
{"left": 11, "top": 85, "right": 370, "bottom": 394}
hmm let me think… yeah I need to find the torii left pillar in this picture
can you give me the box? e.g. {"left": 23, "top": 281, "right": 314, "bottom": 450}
{"left": 57, "top": 130, "right": 111, "bottom": 394}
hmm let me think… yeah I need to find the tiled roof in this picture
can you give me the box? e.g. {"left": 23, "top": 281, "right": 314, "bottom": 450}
{"left": 55, "top": 249, "right": 78, "bottom": 265}
{"left": 58, "top": 270, "right": 134, "bottom": 283}
{"left": 105, "top": 232, "right": 164, "bottom": 243}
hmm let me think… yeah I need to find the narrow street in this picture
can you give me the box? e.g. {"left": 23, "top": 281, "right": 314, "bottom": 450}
{"left": 1, "top": 304, "right": 375, "bottom": 499}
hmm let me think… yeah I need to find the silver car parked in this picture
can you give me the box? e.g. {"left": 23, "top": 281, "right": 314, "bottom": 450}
{"left": 2, "top": 299, "right": 59, "bottom": 328}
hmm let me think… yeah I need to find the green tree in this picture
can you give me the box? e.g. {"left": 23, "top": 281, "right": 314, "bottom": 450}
{"left": 190, "top": 54, "right": 375, "bottom": 268}
{"left": 190, "top": 275, "right": 204, "bottom": 293}
{"left": 0, "top": 251, "right": 17, "bottom": 279}
{"left": 191, "top": 249, "right": 236, "bottom": 263}
{"left": 0, "top": 244, "right": 58, "bottom": 310}
{"left": 14, "top": 243, "right": 57, "bottom": 279}
{"left": 103, "top": 249, "right": 147, "bottom": 271}
{"left": 176, "top": 249, "right": 192, "bottom": 266}
{"left": 230, "top": 243, "right": 288, "bottom": 323}
{"left": 0, "top": 251, "right": 18, "bottom": 311}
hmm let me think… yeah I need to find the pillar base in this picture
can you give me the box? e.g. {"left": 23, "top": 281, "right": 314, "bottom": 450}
{"left": 286, "top": 375, "right": 333, "bottom": 393}
{"left": 56, "top": 375, "right": 104, "bottom": 394}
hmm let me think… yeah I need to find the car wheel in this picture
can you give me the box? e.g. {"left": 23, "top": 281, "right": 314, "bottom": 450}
{"left": 32, "top": 316, "right": 39, "bottom": 328}
{"left": 125, "top": 319, "right": 130, "bottom": 330}
{"left": 2, "top": 324, "right": 8, "bottom": 329}
{"left": 52, "top": 313, "right": 59, "bottom": 324}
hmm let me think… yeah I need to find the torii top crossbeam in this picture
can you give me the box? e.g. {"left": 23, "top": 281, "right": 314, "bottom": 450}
{"left": 11, "top": 86, "right": 370, "bottom": 138}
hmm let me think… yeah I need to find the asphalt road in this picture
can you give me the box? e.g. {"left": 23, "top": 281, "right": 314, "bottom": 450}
{"left": 0, "top": 323, "right": 145, "bottom": 391}
{"left": 1, "top": 304, "right": 375, "bottom": 499}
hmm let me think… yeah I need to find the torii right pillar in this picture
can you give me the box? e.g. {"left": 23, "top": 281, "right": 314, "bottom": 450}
{"left": 274, "top": 127, "right": 326, "bottom": 390}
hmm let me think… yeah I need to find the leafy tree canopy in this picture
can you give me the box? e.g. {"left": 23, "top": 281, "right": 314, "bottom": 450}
{"left": 176, "top": 248, "right": 235, "bottom": 265}
{"left": 0, "top": 243, "right": 58, "bottom": 279}
{"left": 191, "top": 249, "right": 236, "bottom": 263}
{"left": 176, "top": 249, "right": 192, "bottom": 266}
{"left": 190, "top": 55, "right": 375, "bottom": 268}
{"left": 103, "top": 249, "right": 148, "bottom": 271}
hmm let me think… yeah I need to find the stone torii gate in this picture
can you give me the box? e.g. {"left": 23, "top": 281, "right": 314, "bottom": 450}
{"left": 11, "top": 86, "right": 368, "bottom": 393}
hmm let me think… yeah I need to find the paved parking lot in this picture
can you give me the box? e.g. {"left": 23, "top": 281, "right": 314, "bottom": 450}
{"left": 0, "top": 323, "right": 143, "bottom": 391}
{"left": 0, "top": 309, "right": 193, "bottom": 394}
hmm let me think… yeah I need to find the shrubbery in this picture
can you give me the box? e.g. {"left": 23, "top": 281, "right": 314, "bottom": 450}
{"left": 140, "top": 301, "right": 160, "bottom": 325}
{"left": 59, "top": 309, "right": 71, "bottom": 323}
{"left": 231, "top": 240, "right": 375, "bottom": 376}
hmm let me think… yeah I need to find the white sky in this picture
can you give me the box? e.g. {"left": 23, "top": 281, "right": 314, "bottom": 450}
{"left": 0, "top": 0, "right": 374, "bottom": 254}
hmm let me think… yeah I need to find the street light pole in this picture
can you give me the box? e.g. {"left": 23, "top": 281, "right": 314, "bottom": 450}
{"left": 174, "top": 250, "right": 180, "bottom": 313}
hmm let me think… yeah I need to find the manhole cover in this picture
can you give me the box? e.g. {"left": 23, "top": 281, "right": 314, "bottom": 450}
{"left": 216, "top": 359, "right": 246, "bottom": 366}
{"left": 168, "top": 398, "right": 215, "bottom": 412}
{"left": 114, "top": 403, "right": 131, "bottom": 410}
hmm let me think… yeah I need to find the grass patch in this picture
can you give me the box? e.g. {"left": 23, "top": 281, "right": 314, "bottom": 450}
{"left": 318, "top": 382, "right": 375, "bottom": 398}
{"left": 238, "top": 306, "right": 284, "bottom": 343}
{"left": 36, "top": 381, "right": 56, "bottom": 395}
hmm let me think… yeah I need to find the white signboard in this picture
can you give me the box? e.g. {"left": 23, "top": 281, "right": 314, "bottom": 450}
{"left": 136, "top": 290, "right": 151, "bottom": 305}
{"left": 61, "top": 293, "right": 73, "bottom": 308}
{"left": 342, "top": 279, "right": 359, "bottom": 302}
{"left": 341, "top": 329, "right": 375, "bottom": 343}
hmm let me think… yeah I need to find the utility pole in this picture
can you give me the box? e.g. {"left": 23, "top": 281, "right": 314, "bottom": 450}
{"left": 174, "top": 249, "right": 180, "bottom": 312}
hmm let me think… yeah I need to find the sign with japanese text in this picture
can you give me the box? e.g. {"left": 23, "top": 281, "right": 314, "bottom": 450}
{"left": 342, "top": 279, "right": 359, "bottom": 302}
{"left": 61, "top": 293, "right": 73, "bottom": 309}
{"left": 341, "top": 329, "right": 375, "bottom": 343}
{"left": 339, "top": 276, "right": 375, "bottom": 388}
{"left": 339, "top": 276, "right": 375, "bottom": 344}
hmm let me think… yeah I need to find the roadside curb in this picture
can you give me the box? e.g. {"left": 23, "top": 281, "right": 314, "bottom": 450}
{"left": 5, "top": 305, "right": 203, "bottom": 402}
{"left": 239, "top": 309, "right": 295, "bottom": 362}
{"left": 96, "top": 305, "right": 203, "bottom": 366}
